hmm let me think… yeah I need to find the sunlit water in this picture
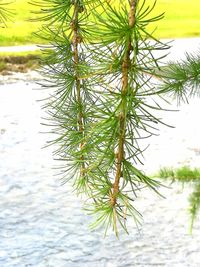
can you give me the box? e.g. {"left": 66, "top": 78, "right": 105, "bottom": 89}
{"left": 1, "top": 38, "right": 200, "bottom": 267}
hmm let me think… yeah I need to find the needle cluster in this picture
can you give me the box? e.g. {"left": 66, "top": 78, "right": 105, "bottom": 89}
{"left": 158, "top": 51, "right": 200, "bottom": 104}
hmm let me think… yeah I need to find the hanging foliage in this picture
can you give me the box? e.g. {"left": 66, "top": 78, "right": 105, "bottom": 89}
{"left": 33, "top": 0, "right": 189, "bottom": 236}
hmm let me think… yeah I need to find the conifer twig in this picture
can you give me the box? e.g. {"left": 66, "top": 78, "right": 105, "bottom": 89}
{"left": 71, "top": 0, "right": 85, "bottom": 177}
{"left": 112, "top": 0, "right": 137, "bottom": 207}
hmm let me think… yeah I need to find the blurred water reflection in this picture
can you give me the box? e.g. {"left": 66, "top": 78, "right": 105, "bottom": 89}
{"left": 0, "top": 80, "right": 200, "bottom": 267}
{"left": 1, "top": 37, "right": 200, "bottom": 266}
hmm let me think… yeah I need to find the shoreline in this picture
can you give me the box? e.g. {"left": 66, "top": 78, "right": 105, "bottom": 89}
{"left": 0, "top": 37, "right": 199, "bottom": 51}
{"left": 0, "top": 37, "right": 199, "bottom": 82}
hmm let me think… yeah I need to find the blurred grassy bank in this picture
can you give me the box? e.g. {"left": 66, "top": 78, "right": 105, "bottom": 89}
{"left": 0, "top": 50, "right": 44, "bottom": 74}
{"left": 0, "top": 0, "right": 200, "bottom": 46}
{"left": 0, "top": 0, "right": 199, "bottom": 73}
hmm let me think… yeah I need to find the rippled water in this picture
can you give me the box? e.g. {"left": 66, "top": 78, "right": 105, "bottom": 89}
{"left": 1, "top": 38, "right": 200, "bottom": 267}
{"left": 0, "top": 80, "right": 200, "bottom": 267}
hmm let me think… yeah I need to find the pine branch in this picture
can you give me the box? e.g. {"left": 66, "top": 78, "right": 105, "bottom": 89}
{"left": 112, "top": 0, "right": 137, "bottom": 210}
{"left": 158, "top": 51, "right": 200, "bottom": 103}
{"left": 36, "top": 0, "right": 176, "bottom": 236}
{"left": 33, "top": 0, "right": 96, "bottom": 195}
{"left": 71, "top": 0, "right": 85, "bottom": 178}
{"left": 80, "top": 0, "right": 169, "bottom": 235}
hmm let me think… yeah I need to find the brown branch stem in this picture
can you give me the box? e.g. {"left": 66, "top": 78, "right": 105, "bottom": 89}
{"left": 71, "top": 0, "right": 85, "bottom": 176}
{"left": 111, "top": 0, "right": 137, "bottom": 207}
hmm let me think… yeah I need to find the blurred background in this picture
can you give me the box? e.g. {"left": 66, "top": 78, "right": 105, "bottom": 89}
{"left": 0, "top": 1, "right": 200, "bottom": 267}
{"left": 0, "top": 0, "right": 200, "bottom": 45}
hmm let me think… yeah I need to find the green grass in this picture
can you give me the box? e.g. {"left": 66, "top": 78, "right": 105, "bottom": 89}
{"left": 148, "top": 0, "right": 200, "bottom": 38}
{"left": 1, "top": 0, "right": 200, "bottom": 45}
{"left": 0, "top": 0, "right": 42, "bottom": 45}
{"left": 158, "top": 166, "right": 200, "bottom": 182}
{"left": 0, "top": 0, "right": 199, "bottom": 45}
{"left": 158, "top": 165, "right": 200, "bottom": 231}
